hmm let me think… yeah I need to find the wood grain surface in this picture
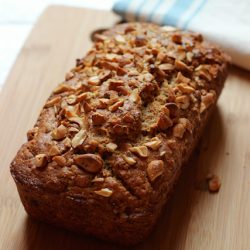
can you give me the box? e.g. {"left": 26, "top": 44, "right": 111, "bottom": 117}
{"left": 0, "top": 5, "right": 249, "bottom": 250}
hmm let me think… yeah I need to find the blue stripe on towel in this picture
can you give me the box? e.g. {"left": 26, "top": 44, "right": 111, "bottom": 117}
{"left": 163, "top": 0, "right": 195, "bottom": 26}
{"left": 148, "top": 0, "right": 163, "bottom": 21}
{"left": 134, "top": 0, "right": 147, "bottom": 21}
{"left": 113, "top": 0, "right": 133, "bottom": 18}
{"left": 183, "top": 0, "right": 208, "bottom": 29}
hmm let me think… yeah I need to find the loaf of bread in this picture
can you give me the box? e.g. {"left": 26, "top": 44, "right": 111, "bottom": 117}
{"left": 10, "top": 23, "right": 229, "bottom": 245}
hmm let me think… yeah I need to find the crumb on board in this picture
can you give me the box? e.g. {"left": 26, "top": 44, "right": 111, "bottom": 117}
{"left": 206, "top": 174, "right": 221, "bottom": 193}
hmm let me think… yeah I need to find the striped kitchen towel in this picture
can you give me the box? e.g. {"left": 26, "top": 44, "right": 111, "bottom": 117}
{"left": 113, "top": 0, "right": 250, "bottom": 71}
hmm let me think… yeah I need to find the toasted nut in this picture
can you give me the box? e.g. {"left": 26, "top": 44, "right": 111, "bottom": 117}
{"left": 97, "top": 98, "right": 109, "bottom": 109}
{"left": 123, "top": 113, "right": 135, "bottom": 123}
{"left": 91, "top": 87, "right": 100, "bottom": 94}
{"left": 27, "top": 127, "right": 38, "bottom": 141}
{"left": 94, "top": 33, "right": 108, "bottom": 42}
{"left": 200, "top": 102, "right": 206, "bottom": 113}
{"left": 176, "top": 95, "right": 190, "bottom": 109}
{"left": 160, "top": 151, "right": 166, "bottom": 157}
{"left": 48, "top": 145, "right": 60, "bottom": 156}
{"left": 35, "top": 154, "right": 47, "bottom": 168}
{"left": 172, "top": 33, "right": 182, "bottom": 44}
{"left": 129, "top": 89, "right": 140, "bottom": 103}
{"left": 109, "top": 79, "right": 124, "bottom": 90}
{"left": 74, "top": 154, "right": 103, "bottom": 173}
{"left": 199, "top": 70, "right": 212, "bottom": 81}
{"left": 130, "top": 146, "right": 148, "bottom": 158}
{"left": 150, "top": 66, "right": 166, "bottom": 82}
{"left": 177, "top": 50, "right": 186, "bottom": 61}
{"left": 90, "top": 85, "right": 99, "bottom": 92}
{"left": 115, "top": 34, "right": 126, "bottom": 43}
{"left": 109, "top": 100, "right": 124, "bottom": 112}
{"left": 176, "top": 72, "right": 191, "bottom": 84}
{"left": 186, "top": 52, "right": 193, "bottom": 62}
{"left": 157, "top": 113, "right": 173, "bottom": 131}
{"left": 180, "top": 117, "right": 193, "bottom": 133}
{"left": 200, "top": 92, "right": 216, "bottom": 113}
{"left": 83, "top": 139, "right": 98, "bottom": 152}
{"left": 159, "top": 63, "right": 175, "bottom": 71}
{"left": 73, "top": 65, "right": 83, "bottom": 72}
{"left": 143, "top": 73, "right": 154, "bottom": 81}
{"left": 108, "top": 97, "right": 119, "bottom": 106}
{"left": 65, "top": 72, "right": 74, "bottom": 81}
{"left": 144, "top": 137, "right": 161, "bottom": 150}
{"left": 68, "top": 116, "right": 83, "bottom": 127}
{"left": 147, "top": 160, "right": 164, "bottom": 182}
{"left": 51, "top": 125, "right": 67, "bottom": 140}
{"left": 173, "top": 118, "right": 191, "bottom": 138}
{"left": 124, "top": 25, "right": 135, "bottom": 33}
{"left": 88, "top": 76, "right": 100, "bottom": 85}
{"left": 177, "top": 84, "right": 195, "bottom": 94}
{"left": 105, "top": 53, "right": 121, "bottom": 62}
{"left": 66, "top": 95, "right": 77, "bottom": 105}
{"left": 166, "top": 89, "right": 176, "bottom": 102}
{"left": 44, "top": 122, "right": 53, "bottom": 133}
{"left": 206, "top": 174, "right": 221, "bottom": 193}
{"left": 128, "top": 69, "right": 139, "bottom": 76}
{"left": 63, "top": 137, "right": 71, "bottom": 148}
{"left": 162, "top": 106, "right": 170, "bottom": 116}
{"left": 65, "top": 108, "right": 77, "bottom": 118}
{"left": 82, "top": 51, "right": 95, "bottom": 65}
{"left": 54, "top": 105, "right": 58, "bottom": 115}
{"left": 156, "top": 52, "right": 167, "bottom": 62}
{"left": 194, "top": 33, "right": 203, "bottom": 42}
{"left": 123, "top": 155, "right": 136, "bottom": 165}
{"left": 99, "top": 69, "right": 112, "bottom": 82}
{"left": 94, "top": 188, "right": 113, "bottom": 197}
{"left": 98, "top": 61, "right": 117, "bottom": 71}
{"left": 53, "top": 155, "right": 66, "bottom": 166}
{"left": 175, "top": 60, "right": 191, "bottom": 73}
{"left": 70, "top": 164, "right": 79, "bottom": 172}
{"left": 45, "top": 96, "right": 61, "bottom": 108}
{"left": 74, "top": 103, "right": 81, "bottom": 116}
{"left": 115, "top": 86, "right": 129, "bottom": 96}
{"left": 173, "top": 123, "right": 185, "bottom": 139}
{"left": 161, "top": 26, "right": 177, "bottom": 32}
{"left": 74, "top": 175, "right": 90, "bottom": 188}
{"left": 83, "top": 102, "right": 93, "bottom": 113}
{"left": 112, "top": 124, "right": 129, "bottom": 135}
{"left": 92, "top": 112, "right": 106, "bottom": 125}
{"left": 60, "top": 99, "right": 68, "bottom": 109}
{"left": 165, "top": 103, "right": 179, "bottom": 117}
{"left": 106, "top": 142, "right": 117, "bottom": 152}
{"left": 102, "top": 168, "right": 113, "bottom": 177}
{"left": 53, "top": 84, "right": 74, "bottom": 94}
{"left": 71, "top": 129, "right": 87, "bottom": 148}
{"left": 92, "top": 177, "right": 104, "bottom": 183}
{"left": 105, "top": 53, "right": 117, "bottom": 60}
{"left": 76, "top": 92, "right": 88, "bottom": 102}
{"left": 196, "top": 65, "right": 212, "bottom": 81}
{"left": 134, "top": 35, "right": 147, "bottom": 47}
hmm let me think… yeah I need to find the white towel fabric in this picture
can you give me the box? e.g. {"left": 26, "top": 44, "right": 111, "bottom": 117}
{"left": 113, "top": 0, "right": 250, "bottom": 71}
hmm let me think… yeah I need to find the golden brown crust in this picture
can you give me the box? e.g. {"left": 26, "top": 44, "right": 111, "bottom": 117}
{"left": 10, "top": 22, "right": 230, "bottom": 245}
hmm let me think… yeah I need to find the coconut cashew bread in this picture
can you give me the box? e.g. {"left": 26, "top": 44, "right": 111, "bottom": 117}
{"left": 10, "top": 23, "right": 230, "bottom": 245}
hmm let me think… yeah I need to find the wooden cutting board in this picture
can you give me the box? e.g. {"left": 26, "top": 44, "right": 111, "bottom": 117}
{"left": 0, "top": 5, "right": 249, "bottom": 250}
